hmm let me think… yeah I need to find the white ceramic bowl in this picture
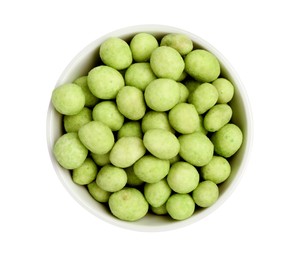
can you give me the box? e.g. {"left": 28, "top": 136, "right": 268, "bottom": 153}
{"left": 47, "top": 25, "right": 252, "bottom": 232}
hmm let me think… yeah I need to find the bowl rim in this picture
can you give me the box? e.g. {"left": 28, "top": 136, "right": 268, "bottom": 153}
{"left": 46, "top": 24, "right": 253, "bottom": 232}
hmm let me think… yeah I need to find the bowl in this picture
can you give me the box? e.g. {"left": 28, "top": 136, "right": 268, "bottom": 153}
{"left": 46, "top": 24, "right": 252, "bottom": 232}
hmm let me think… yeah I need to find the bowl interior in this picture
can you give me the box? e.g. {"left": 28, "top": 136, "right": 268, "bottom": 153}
{"left": 47, "top": 25, "right": 252, "bottom": 232}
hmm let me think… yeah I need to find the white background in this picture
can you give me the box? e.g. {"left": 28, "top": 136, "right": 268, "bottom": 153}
{"left": 1, "top": 0, "right": 300, "bottom": 259}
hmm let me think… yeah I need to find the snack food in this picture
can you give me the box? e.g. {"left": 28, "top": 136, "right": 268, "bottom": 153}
{"left": 51, "top": 83, "right": 85, "bottom": 115}
{"left": 51, "top": 32, "right": 244, "bottom": 222}
{"left": 150, "top": 46, "right": 185, "bottom": 80}
{"left": 192, "top": 181, "right": 219, "bottom": 208}
{"left": 53, "top": 132, "right": 88, "bottom": 169}
{"left": 108, "top": 188, "right": 148, "bottom": 221}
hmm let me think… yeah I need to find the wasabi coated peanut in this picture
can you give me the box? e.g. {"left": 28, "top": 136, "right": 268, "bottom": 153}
{"left": 143, "top": 129, "right": 180, "bottom": 160}
{"left": 125, "top": 63, "right": 157, "bottom": 91}
{"left": 151, "top": 204, "right": 168, "bottom": 215}
{"left": 141, "top": 111, "right": 175, "bottom": 133}
{"left": 178, "top": 132, "right": 214, "bottom": 166}
{"left": 108, "top": 187, "right": 149, "bottom": 221}
{"left": 117, "top": 121, "right": 143, "bottom": 139}
{"left": 211, "top": 123, "right": 243, "bottom": 158}
{"left": 78, "top": 121, "right": 114, "bottom": 155}
{"left": 96, "top": 165, "right": 127, "bottom": 192}
{"left": 167, "top": 162, "right": 199, "bottom": 194}
{"left": 72, "top": 157, "right": 98, "bottom": 185}
{"left": 53, "top": 132, "right": 88, "bottom": 169}
{"left": 99, "top": 37, "right": 132, "bottom": 70}
{"left": 144, "top": 78, "right": 180, "bottom": 112}
{"left": 91, "top": 152, "right": 110, "bottom": 166}
{"left": 178, "top": 83, "right": 189, "bottom": 103}
{"left": 130, "top": 33, "right": 159, "bottom": 62}
{"left": 133, "top": 155, "right": 170, "bottom": 183}
{"left": 116, "top": 86, "right": 146, "bottom": 120}
{"left": 212, "top": 78, "right": 235, "bottom": 104}
{"left": 87, "top": 181, "right": 111, "bottom": 203}
{"left": 87, "top": 65, "right": 124, "bottom": 99}
{"left": 160, "top": 33, "right": 193, "bottom": 55}
{"left": 201, "top": 156, "right": 231, "bottom": 184}
{"left": 185, "top": 49, "right": 220, "bottom": 82}
{"left": 51, "top": 83, "right": 85, "bottom": 115}
{"left": 64, "top": 107, "right": 92, "bottom": 133}
{"left": 204, "top": 104, "right": 232, "bottom": 132}
{"left": 73, "top": 76, "right": 99, "bottom": 107}
{"left": 168, "top": 103, "right": 200, "bottom": 134}
{"left": 192, "top": 181, "right": 219, "bottom": 207}
{"left": 188, "top": 83, "right": 219, "bottom": 114}
{"left": 92, "top": 101, "right": 124, "bottom": 131}
{"left": 109, "top": 137, "right": 146, "bottom": 168}
{"left": 150, "top": 46, "right": 185, "bottom": 80}
{"left": 125, "top": 166, "right": 144, "bottom": 187}
{"left": 144, "top": 179, "right": 172, "bottom": 207}
{"left": 166, "top": 194, "right": 195, "bottom": 220}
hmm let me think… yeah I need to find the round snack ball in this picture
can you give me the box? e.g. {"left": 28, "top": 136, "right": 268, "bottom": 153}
{"left": 64, "top": 107, "right": 92, "bottom": 133}
{"left": 125, "top": 63, "right": 156, "bottom": 91}
{"left": 78, "top": 121, "right": 114, "bottom": 155}
{"left": 87, "top": 65, "right": 124, "bottom": 99}
{"left": 160, "top": 33, "right": 193, "bottom": 55}
{"left": 201, "top": 156, "right": 231, "bottom": 184}
{"left": 53, "top": 132, "right": 88, "bottom": 169}
{"left": 51, "top": 83, "right": 85, "bottom": 115}
{"left": 168, "top": 103, "right": 200, "bottom": 134}
{"left": 87, "top": 181, "right": 111, "bottom": 203}
{"left": 143, "top": 129, "right": 180, "bottom": 160}
{"left": 99, "top": 37, "right": 132, "bottom": 70}
{"left": 110, "top": 137, "right": 146, "bottom": 168}
{"left": 92, "top": 101, "right": 124, "bottom": 131}
{"left": 73, "top": 76, "right": 99, "bottom": 107}
{"left": 185, "top": 49, "right": 220, "bottom": 82}
{"left": 117, "top": 121, "right": 143, "bottom": 139}
{"left": 125, "top": 166, "right": 144, "bottom": 187}
{"left": 166, "top": 194, "right": 195, "bottom": 220}
{"left": 91, "top": 152, "right": 110, "bottom": 166}
{"left": 96, "top": 164, "right": 127, "bottom": 192}
{"left": 178, "top": 83, "right": 189, "bottom": 103}
{"left": 141, "top": 111, "right": 174, "bottom": 133}
{"left": 144, "top": 78, "right": 180, "bottom": 112}
{"left": 151, "top": 203, "right": 168, "bottom": 215}
{"left": 178, "top": 132, "right": 214, "bottom": 167}
{"left": 167, "top": 162, "right": 200, "bottom": 194}
{"left": 72, "top": 157, "right": 98, "bottom": 185}
{"left": 144, "top": 179, "right": 172, "bottom": 207}
{"left": 211, "top": 123, "right": 243, "bottom": 158}
{"left": 130, "top": 33, "right": 159, "bottom": 62}
{"left": 116, "top": 86, "right": 146, "bottom": 120}
{"left": 192, "top": 181, "right": 219, "bottom": 207}
{"left": 109, "top": 187, "right": 149, "bottom": 221}
{"left": 212, "top": 78, "right": 235, "bottom": 104}
{"left": 133, "top": 155, "right": 170, "bottom": 183}
{"left": 188, "top": 83, "right": 218, "bottom": 114}
{"left": 150, "top": 46, "right": 185, "bottom": 80}
{"left": 203, "top": 104, "right": 232, "bottom": 132}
